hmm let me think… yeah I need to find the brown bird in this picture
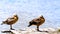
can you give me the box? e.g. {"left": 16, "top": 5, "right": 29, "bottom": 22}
{"left": 28, "top": 15, "right": 45, "bottom": 31}
{"left": 1, "top": 14, "right": 18, "bottom": 30}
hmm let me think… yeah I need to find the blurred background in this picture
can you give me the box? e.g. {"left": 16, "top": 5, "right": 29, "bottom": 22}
{"left": 0, "top": 0, "right": 60, "bottom": 34}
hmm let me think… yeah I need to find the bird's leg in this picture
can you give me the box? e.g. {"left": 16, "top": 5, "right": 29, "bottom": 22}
{"left": 10, "top": 25, "right": 12, "bottom": 30}
{"left": 37, "top": 26, "right": 48, "bottom": 32}
{"left": 10, "top": 25, "right": 14, "bottom": 30}
{"left": 37, "top": 26, "right": 39, "bottom": 31}
{"left": 37, "top": 26, "right": 43, "bottom": 32}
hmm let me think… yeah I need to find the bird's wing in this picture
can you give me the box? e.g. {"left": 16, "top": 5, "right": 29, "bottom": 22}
{"left": 8, "top": 16, "right": 15, "bottom": 19}
{"left": 33, "top": 18, "right": 40, "bottom": 23}
{"left": 7, "top": 17, "right": 15, "bottom": 22}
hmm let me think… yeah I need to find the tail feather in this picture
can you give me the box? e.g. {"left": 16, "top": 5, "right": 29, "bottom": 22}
{"left": 1, "top": 21, "right": 6, "bottom": 25}
{"left": 28, "top": 25, "right": 31, "bottom": 27}
{"left": 1, "top": 23, "right": 4, "bottom": 25}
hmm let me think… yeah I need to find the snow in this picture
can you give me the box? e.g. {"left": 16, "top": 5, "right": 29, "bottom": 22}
{"left": 10, "top": 28, "right": 60, "bottom": 34}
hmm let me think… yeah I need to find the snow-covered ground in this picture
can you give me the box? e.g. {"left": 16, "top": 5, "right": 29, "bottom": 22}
{"left": 1, "top": 27, "right": 60, "bottom": 34}
{"left": 0, "top": 0, "right": 60, "bottom": 34}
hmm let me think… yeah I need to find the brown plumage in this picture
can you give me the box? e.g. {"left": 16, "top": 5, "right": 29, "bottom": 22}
{"left": 28, "top": 15, "right": 45, "bottom": 31}
{"left": 1, "top": 14, "right": 18, "bottom": 30}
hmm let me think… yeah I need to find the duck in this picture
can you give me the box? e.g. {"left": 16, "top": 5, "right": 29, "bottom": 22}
{"left": 1, "top": 14, "right": 18, "bottom": 30}
{"left": 28, "top": 15, "right": 45, "bottom": 31}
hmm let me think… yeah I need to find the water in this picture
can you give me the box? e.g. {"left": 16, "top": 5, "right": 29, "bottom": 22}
{"left": 0, "top": 0, "right": 60, "bottom": 34}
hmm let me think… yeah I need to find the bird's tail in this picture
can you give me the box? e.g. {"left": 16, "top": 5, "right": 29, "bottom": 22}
{"left": 1, "top": 22, "right": 4, "bottom": 25}
{"left": 28, "top": 25, "right": 31, "bottom": 27}
{"left": 1, "top": 21, "right": 6, "bottom": 25}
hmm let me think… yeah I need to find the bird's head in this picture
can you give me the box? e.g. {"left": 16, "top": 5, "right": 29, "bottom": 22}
{"left": 13, "top": 14, "right": 18, "bottom": 17}
{"left": 40, "top": 15, "right": 43, "bottom": 18}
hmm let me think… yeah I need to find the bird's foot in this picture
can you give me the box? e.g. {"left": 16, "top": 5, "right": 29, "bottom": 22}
{"left": 37, "top": 29, "right": 48, "bottom": 33}
{"left": 37, "top": 29, "right": 39, "bottom": 31}
{"left": 38, "top": 30, "right": 48, "bottom": 33}
{"left": 10, "top": 28, "right": 15, "bottom": 30}
{"left": 43, "top": 31, "right": 48, "bottom": 33}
